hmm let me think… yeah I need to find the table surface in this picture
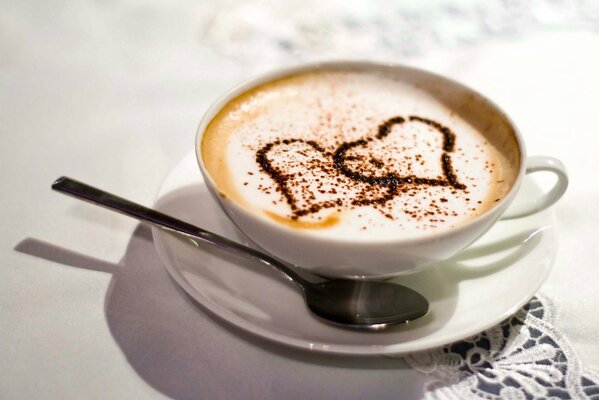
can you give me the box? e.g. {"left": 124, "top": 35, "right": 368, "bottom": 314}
{"left": 2, "top": 1, "right": 599, "bottom": 399}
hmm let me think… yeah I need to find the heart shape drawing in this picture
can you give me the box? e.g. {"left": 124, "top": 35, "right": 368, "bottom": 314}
{"left": 256, "top": 115, "right": 466, "bottom": 220}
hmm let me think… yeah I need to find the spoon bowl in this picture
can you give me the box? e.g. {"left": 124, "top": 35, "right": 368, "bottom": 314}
{"left": 305, "top": 280, "right": 428, "bottom": 329}
{"left": 51, "top": 176, "right": 429, "bottom": 329}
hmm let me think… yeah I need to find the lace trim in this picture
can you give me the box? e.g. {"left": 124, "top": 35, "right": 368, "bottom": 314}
{"left": 405, "top": 294, "right": 599, "bottom": 399}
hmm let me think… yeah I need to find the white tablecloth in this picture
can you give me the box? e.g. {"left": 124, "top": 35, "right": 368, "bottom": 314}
{"left": 2, "top": 1, "right": 598, "bottom": 399}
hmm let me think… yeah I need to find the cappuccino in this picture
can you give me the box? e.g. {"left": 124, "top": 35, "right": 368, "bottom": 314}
{"left": 201, "top": 70, "right": 519, "bottom": 239}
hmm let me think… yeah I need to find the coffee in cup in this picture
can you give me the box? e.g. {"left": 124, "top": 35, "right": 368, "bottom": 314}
{"left": 202, "top": 69, "right": 519, "bottom": 239}
{"left": 197, "top": 62, "right": 566, "bottom": 278}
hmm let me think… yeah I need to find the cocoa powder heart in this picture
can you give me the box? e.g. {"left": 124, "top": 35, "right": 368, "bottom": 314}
{"left": 256, "top": 115, "right": 466, "bottom": 220}
{"left": 334, "top": 116, "right": 466, "bottom": 189}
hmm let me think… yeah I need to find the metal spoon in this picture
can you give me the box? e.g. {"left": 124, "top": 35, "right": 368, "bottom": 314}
{"left": 52, "top": 177, "right": 428, "bottom": 330}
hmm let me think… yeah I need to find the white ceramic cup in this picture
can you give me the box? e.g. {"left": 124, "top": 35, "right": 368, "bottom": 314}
{"left": 195, "top": 61, "right": 568, "bottom": 279}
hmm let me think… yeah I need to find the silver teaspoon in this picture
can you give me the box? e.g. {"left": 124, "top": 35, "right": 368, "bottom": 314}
{"left": 52, "top": 177, "right": 428, "bottom": 330}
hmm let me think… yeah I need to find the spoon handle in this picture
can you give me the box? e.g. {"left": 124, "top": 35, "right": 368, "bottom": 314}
{"left": 51, "top": 177, "right": 308, "bottom": 288}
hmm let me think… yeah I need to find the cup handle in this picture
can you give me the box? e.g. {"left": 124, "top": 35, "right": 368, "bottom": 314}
{"left": 501, "top": 156, "right": 568, "bottom": 219}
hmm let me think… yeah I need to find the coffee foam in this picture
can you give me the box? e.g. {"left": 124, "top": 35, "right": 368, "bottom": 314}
{"left": 202, "top": 70, "right": 518, "bottom": 239}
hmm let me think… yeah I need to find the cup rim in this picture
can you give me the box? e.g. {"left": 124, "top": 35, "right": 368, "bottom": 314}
{"left": 195, "top": 59, "right": 527, "bottom": 245}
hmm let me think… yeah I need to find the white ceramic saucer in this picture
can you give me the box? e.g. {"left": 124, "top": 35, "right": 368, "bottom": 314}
{"left": 152, "top": 152, "right": 557, "bottom": 355}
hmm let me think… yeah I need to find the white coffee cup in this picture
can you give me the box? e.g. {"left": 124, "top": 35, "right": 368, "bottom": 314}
{"left": 195, "top": 61, "right": 568, "bottom": 279}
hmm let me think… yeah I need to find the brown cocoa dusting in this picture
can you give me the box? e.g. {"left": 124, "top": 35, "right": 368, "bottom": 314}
{"left": 255, "top": 115, "right": 469, "bottom": 220}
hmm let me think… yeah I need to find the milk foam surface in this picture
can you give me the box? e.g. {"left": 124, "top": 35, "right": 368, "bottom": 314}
{"left": 202, "top": 70, "right": 515, "bottom": 239}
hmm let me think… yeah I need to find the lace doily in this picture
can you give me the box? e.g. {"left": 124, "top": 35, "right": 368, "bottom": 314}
{"left": 405, "top": 295, "right": 599, "bottom": 399}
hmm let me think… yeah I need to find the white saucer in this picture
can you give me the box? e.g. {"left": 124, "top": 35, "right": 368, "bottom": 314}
{"left": 152, "top": 152, "right": 557, "bottom": 355}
